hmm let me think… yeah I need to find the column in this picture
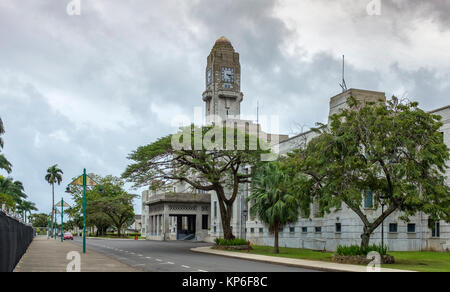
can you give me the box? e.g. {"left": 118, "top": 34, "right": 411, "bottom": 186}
{"left": 163, "top": 205, "right": 170, "bottom": 240}
{"left": 156, "top": 215, "right": 160, "bottom": 236}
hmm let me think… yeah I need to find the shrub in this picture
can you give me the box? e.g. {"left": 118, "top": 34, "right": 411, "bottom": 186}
{"left": 214, "top": 238, "right": 248, "bottom": 246}
{"left": 336, "top": 244, "right": 388, "bottom": 256}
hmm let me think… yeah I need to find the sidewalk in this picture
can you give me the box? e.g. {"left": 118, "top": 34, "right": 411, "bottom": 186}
{"left": 14, "top": 236, "right": 139, "bottom": 272}
{"left": 191, "top": 246, "right": 413, "bottom": 272}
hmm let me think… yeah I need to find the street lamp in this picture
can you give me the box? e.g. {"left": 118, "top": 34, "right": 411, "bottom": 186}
{"left": 66, "top": 169, "right": 99, "bottom": 254}
{"left": 379, "top": 195, "right": 387, "bottom": 249}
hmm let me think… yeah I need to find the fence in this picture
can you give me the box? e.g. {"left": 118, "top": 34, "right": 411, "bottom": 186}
{"left": 0, "top": 211, "right": 34, "bottom": 272}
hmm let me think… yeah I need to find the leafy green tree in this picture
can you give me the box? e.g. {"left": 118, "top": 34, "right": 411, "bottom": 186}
{"left": 67, "top": 175, "right": 135, "bottom": 237}
{"left": 289, "top": 97, "right": 450, "bottom": 248}
{"left": 248, "top": 161, "right": 303, "bottom": 253}
{"left": 30, "top": 213, "right": 49, "bottom": 227}
{"left": 0, "top": 193, "right": 15, "bottom": 210}
{"left": 45, "top": 164, "right": 63, "bottom": 237}
{"left": 123, "top": 125, "right": 267, "bottom": 239}
{"left": 0, "top": 117, "right": 12, "bottom": 174}
{"left": 0, "top": 176, "right": 27, "bottom": 204}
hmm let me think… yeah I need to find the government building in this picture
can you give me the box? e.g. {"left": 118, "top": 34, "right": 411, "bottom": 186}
{"left": 141, "top": 37, "right": 450, "bottom": 251}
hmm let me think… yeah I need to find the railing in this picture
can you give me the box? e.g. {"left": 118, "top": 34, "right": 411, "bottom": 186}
{"left": 0, "top": 211, "right": 34, "bottom": 272}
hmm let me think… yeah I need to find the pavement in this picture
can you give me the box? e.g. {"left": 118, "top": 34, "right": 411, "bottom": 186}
{"left": 70, "top": 237, "right": 319, "bottom": 272}
{"left": 14, "top": 236, "right": 139, "bottom": 272}
{"left": 191, "top": 246, "right": 413, "bottom": 272}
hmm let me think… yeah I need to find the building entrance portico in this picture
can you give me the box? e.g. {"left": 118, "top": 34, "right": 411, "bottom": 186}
{"left": 144, "top": 192, "right": 211, "bottom": 241}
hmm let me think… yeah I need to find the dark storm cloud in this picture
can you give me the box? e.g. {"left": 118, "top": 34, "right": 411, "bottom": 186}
{"left": 0, "top": 0, "right": 449, "bottom": 214}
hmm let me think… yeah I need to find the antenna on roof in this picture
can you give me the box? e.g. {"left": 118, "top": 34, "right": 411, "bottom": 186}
{"left": 339, "top": 55, "right": 348, "bottom": 92}
{"left": 256, "top": 100, "right": 259, "bottom": 125}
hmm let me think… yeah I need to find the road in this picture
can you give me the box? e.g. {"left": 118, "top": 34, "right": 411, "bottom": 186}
{"left": 72, "top": 237, "right": 318, "bottom": 272}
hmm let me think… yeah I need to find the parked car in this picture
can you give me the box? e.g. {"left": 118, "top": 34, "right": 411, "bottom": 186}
{"left": 63, "top": 232, "right": 74, "bottom": 240}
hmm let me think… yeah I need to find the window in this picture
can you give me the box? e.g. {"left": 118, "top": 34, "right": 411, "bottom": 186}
{"left": 431, "top": 221, "right": 440, "bottom": 238}
{"left": 302, "top": 227, "right": 307, "bottom": 233}
{"left": 202, "top": 215, "right": 208, "bottom": 230}
{"left": 259, "top": 228, "right": 263, "bottom": 233}
{"left": 315, "top": 227, "right": 322, "bottom": 233}
{"left": 389, "top": 223, "right": 398, "bottom": 233}
{"left": 213, "top": 226, "right": 217, "bottom": 233}
{"left": 364, "top": 190, "right": 373, "bottom": 208}
{"left": 289, "top": 227, "right": 295, "bottom": 233}
{"left": 214, "top": 201, "right": 217, "bottom": 218}
{"left": 250, "top": 228, "right": 254, "bottom": 233}
{"left": 407, "top": 223, "right": 416, "bottom": 233}
{"left": 335, "top": 223, "right": 342, "bottom": 233}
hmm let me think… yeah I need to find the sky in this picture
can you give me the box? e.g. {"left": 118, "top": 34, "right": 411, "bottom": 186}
{"left": 1, "top": 0, "right": 449, "bottom": 216}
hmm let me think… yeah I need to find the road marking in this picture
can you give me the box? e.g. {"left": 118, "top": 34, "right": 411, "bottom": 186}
{"left": 181, "top": 265, "right": 191, "bottom": 269}
{"left": 138, "top": 254, "right": 143, "bottom": 257}
{"left": 146, "top": 257, "right": 152, "bottom": 259}
{"left": 197, "top": 269, "right": 208, "bottom": 272}
{"left": 156, "top": 259, "right": 163, "bottom": 262}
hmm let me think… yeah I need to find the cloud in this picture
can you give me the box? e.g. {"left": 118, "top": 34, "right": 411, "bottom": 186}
{"left": 0, "top": 0, "right": 449, "bottom": 215}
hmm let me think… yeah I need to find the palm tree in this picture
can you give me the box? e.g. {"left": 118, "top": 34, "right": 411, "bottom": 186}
{"left": 45, "top": 164, "right": 63, "bottom": 237}
{"left": 0, "top": 176, "right": 27, "bottom": 203}
{"left": 0, "top": 118, "right": 12, "bottom": 173}
{"left": 248, "top": 161, "right": 301, "bottom": 253}
{"left": 20, "top": 200, "right": 38, "bottom": 223}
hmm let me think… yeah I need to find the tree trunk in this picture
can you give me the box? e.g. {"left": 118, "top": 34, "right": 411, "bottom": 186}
{"left": 51, "top": 183, "right": 54, "bottom": 238}
{"left": 274, "top": 229, "right": 279, "bottom": 254}
{"left": 361, "top": 232, "right": 371, "bottom": 249}
{"left": 216, "top": 187, "right": 235, "bottom": 240}
{"left": 117, "top": 226, "right": 121, "bottom": 237}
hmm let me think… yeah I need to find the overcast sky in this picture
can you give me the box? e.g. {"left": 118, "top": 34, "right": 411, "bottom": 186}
{"left": 1, "top": 0, "right": 449, "bottom": 216}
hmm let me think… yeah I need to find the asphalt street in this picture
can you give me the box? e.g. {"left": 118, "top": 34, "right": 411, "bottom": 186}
{"left": 72, "top": 237, "right": 319, "bottom": 272}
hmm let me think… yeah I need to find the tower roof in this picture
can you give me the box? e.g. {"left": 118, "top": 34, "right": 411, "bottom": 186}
{"left": 215, "top": 36, "right": 231, "bottom": 44}
{"left": 212, "top": 36, "right": 234, "bottom": 51}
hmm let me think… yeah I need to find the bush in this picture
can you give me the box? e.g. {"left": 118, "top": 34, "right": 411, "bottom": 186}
{"left": 336, "top": 244, "right": 388, "bottom": 256}
{"left": 214, "top": 238, "right": 248, "bottom": 246}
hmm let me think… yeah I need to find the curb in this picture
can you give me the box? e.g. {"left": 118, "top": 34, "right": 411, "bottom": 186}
{"left": 190, "top": 246, "right": 414, "bottom": 272}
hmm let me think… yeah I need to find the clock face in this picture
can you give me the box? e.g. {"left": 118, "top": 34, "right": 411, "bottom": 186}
{"left": 206, "top": 69, "right": 212, "bottom": 86}
{"left": 221, "top": 67, "right": 234, "bottom": 83}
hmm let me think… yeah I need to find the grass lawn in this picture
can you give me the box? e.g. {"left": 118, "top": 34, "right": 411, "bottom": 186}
{"left": 235, "top": 245, "right": 450, "bottom": 272}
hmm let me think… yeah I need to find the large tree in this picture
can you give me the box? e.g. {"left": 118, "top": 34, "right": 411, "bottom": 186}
{"left": 248, "top": 161, "right": 305, "bottom": 253}
{"left": 45, "top": 164, "right": 63, "bottom": 237}
{"left": 123, "top": 125, "right": 267, "bottom": 239}
{"left": 289, "top": 96, "right": 450, "bottom": 248}
{"left": 0, "top": 117, "right": 12, "bottom": 174}
{"left": 29, "top": 213, "right": 50, "bottom": 228}
{"left": 67, "top": 175, "right": 135, "bottom": 237}
{"left": 0, "top": 176, "right": 27, "bottom": 205}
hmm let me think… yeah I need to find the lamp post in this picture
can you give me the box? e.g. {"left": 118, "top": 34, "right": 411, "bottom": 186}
{"left": 66, "top": 169, "right": 99, "bottom": 254}
{"left": 379, "top": 195, "right": 387, "bottom": 248}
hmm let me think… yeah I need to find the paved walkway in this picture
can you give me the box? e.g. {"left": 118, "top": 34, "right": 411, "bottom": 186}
{"left": 191, "top": 246, "right": 413, "bottom": 272}
{"left": 14, "top": 236, "right": 139, "bottom": 272}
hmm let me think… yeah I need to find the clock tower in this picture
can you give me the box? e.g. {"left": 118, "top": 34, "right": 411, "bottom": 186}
{"left": 203, "top": 37, "right": 243, "bottom": 123}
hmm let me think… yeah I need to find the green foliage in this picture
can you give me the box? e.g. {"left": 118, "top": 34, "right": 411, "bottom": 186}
{"left": 67, "top": 174, "right": 136, "bottom": 237}
{"left": 248, "top": 161, "right": 306, "bottom": 253}
{"left": 45, "top": 164, "right": 63, "bottom": 186}
{"left": 215, "top": 237, "right": 248, "bottom": 246}
{"left": 248, "top": 161, "right": 302, "bottom": 232}
{"left": 287, "top": 96, "right": 450, "bottom": 247}
{"left": 0, "top": 192, "right": 15, "bottom": 209}
{"left": 30, "top": 213, "right": 50, "bottom": 227}
{"left": 0, "top": 176, "right": 27, "bottom": 204}
{"left": 336, "top": 244, "right": 388, "bottom": 256}
{"left": 123, "top": 124, "right": 268, "bottom": 239}
{"left": 0, "top": 117, "right": 12, "bottom": 174}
